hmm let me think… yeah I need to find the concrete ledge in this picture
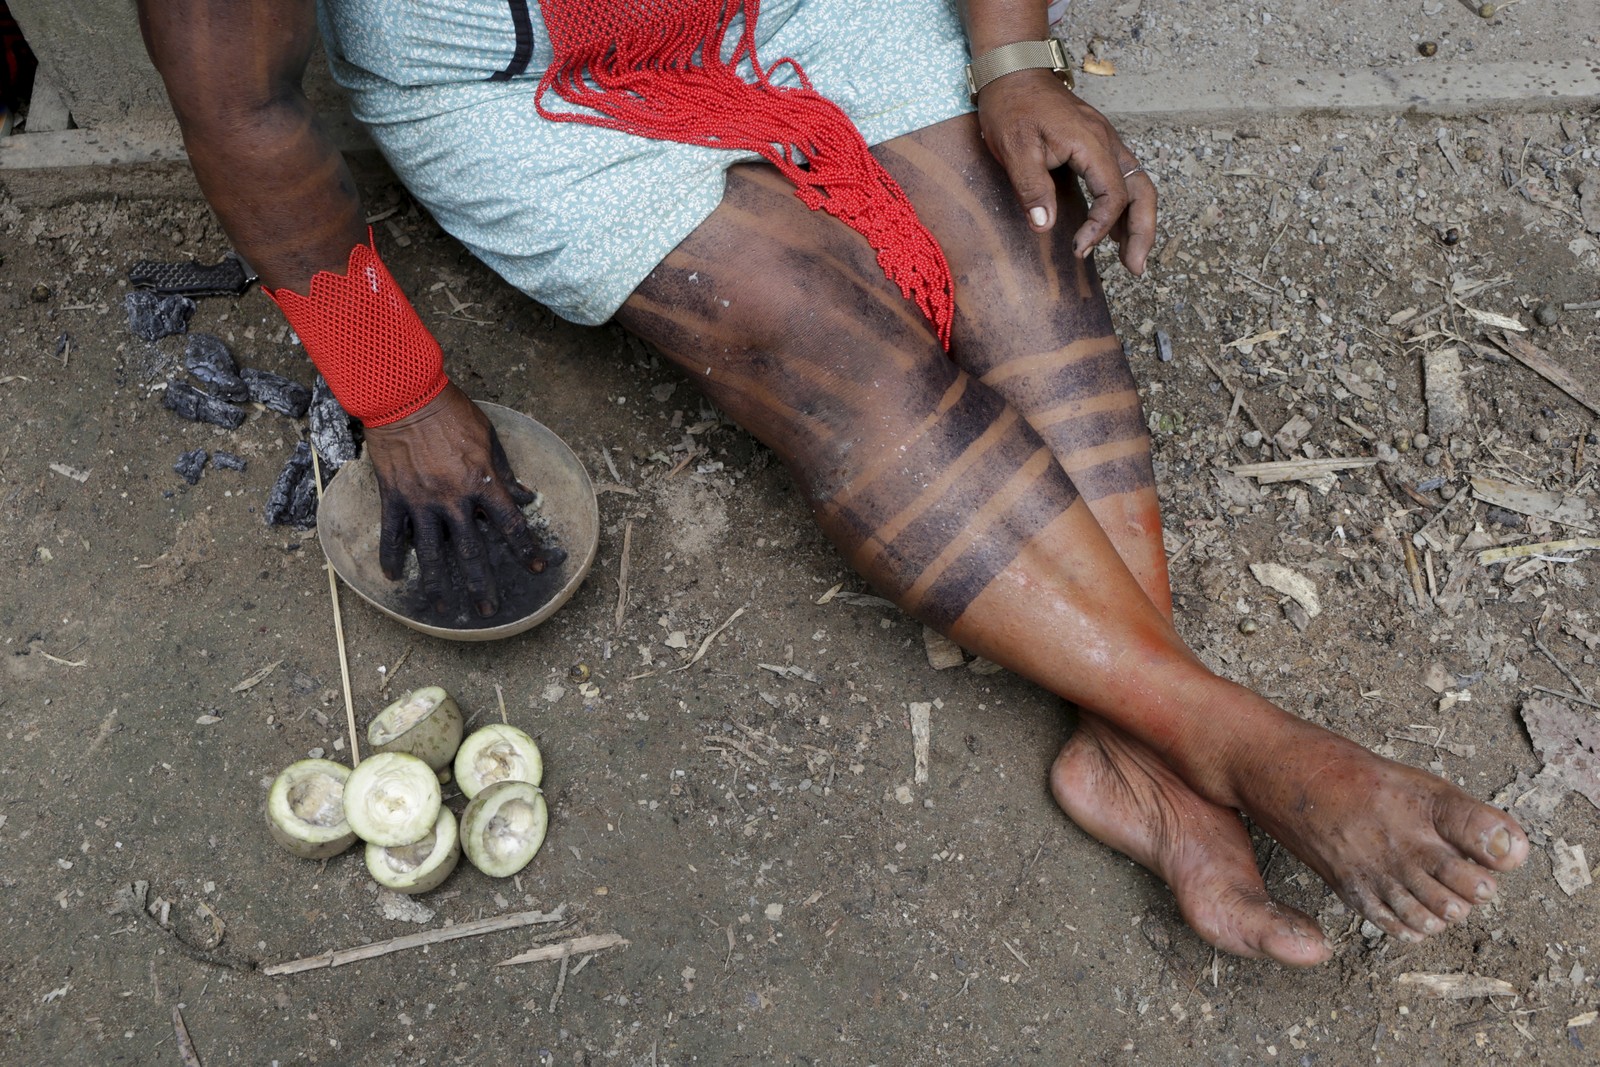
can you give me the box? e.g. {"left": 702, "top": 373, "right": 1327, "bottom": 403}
{"left": 1, "top": 58, "right": 1595, "bottom": 176}
{"left": 1084, "top": 58, "right": 1600, "bottom": 128}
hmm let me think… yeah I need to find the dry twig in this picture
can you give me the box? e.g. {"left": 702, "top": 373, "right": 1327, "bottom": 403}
{"left": 263, "top": 906, "right": 567, "bottom": 976}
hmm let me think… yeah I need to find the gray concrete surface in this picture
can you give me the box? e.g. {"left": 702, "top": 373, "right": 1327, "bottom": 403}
{"left": 1, "top": 0, "right": 1595, "bottom": 181}
{"left": 5, "top": 0, "right": 355, "bottom": 139}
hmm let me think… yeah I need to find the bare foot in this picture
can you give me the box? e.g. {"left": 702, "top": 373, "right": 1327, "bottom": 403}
{"left": 1052, "top": 713, "right": 1333, "bottom": 966}
{"left": 1221, "top": 701, "right": 1530, "bottom": 943}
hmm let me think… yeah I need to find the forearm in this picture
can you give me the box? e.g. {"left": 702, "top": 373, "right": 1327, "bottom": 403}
{"left": 957, "top": 1, "right": 1048, "bottom": 56}
{"left": 136, "top": 0, "right": 365, "bottom": 292}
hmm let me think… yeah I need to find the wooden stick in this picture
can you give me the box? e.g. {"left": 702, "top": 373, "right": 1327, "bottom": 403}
{"left": 1402, "top": 539, "right": 1432, "bottom": 612}
{"left": 614, "top": 520, "right": 633, "bottom": 633}
{"left": 1228, "top": 456, "right": 1380, "bottom": 484}
{"left": 670, "top": 605, "right": 746, "bottom": 673}
{"left": 548, "top": 951, "right": 571, "bottom": 1012}
{"left": 497, "top": 931, "right": 629, "bottom": 967}
{"left": 1478, "top": 537, "right": 1600, "bottom": 565}
{"left": 310, "top": 447, "right": 360, "bottom": 766}
{"left": 262, "top": 906, "right": 567, "bottom": 976}
{"left": 1531, "top": 685, "right": 1600, "bottom": 712}
{"left": 1493, "top": 333, "right": 1600, "bottom": 417}
{"left": 1198, "top": 352, "right": 1275, "bottom": 449}
{"left": 172, "top": 1005, "right": 202, "bottom": 1067}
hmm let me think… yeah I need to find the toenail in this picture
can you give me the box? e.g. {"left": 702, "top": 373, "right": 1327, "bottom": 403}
{"left": 1476, "top": 881, "right": 1494, "bottom": 901}
{"left": 1424, "top": 918, "right": 1442, "bottom": 934}
{"left": 1400, "top": 930, "right": 1422, "bottom": 943}
{"left": 1487, "top": 827, "right": 1511, "bottom": 858}
{"left": 1444, "top": 902, "right": 1463, "bottom": 921}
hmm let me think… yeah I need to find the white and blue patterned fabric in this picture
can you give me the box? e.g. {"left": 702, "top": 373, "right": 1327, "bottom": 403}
{"left": 316, "top": 0, "right": 976, "bottom": 325}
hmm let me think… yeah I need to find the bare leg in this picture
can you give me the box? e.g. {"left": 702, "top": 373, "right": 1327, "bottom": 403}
{"left": 616, "top": 145, "right": 1526, "bottom": 953}
{"left": 874, "top": 121, "right": 1327, "bottom": 963}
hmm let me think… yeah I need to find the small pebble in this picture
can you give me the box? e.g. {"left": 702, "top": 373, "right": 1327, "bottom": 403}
{"left": 1534, "top": 304, "right": 1560, "bottom": 327}
{"left": 1478, "top": 2, "right": 1496, "bottom": 17}
{"left": 1412, "top": 432, "right": 1430, "bottom": 450}
{"left": 1423, "top": 448, "right": 1444, "bottom": 467}
{"left": 30, "top": 284, "right": 51, "bottom": 303}
{"left": 1238, "top": 619, "right": 1259, "bottom": 635}
{"left": 1440, "top": 485, "right": 1458, "bottom": 501}
{"left": 1532, "top": 426, "right": 1551, "bottom": 443}
{"left": 1242, "top": 430, "right": 1264, "bottom": 448}
{"left": 1463, "top": 144, "right": 1485, "bottom": 163}
{"left": 1441, "top": 227, "right": 1460, "bottom": 246}
{"left": 1417, "top": 41, "right": 1438, "bottom": 57}
{"left": 1395, "top": 435, "right": 1411, "bottom": 453}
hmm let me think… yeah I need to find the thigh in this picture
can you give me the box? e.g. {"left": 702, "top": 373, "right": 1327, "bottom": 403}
{"left": 871, "top": 114, "right": 1170, "bottom": 608}
{"left": 615, "top": 162, "right": 951, "bottom": 476}
{"left": 877, "top": 115, "right": 1157, "bottom": 501}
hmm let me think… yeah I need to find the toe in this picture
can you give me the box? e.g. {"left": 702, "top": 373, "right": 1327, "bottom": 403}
{"left": 1405, "top": 872, "right": 1475, "bottom": 926}
{"left": 1347, "top": 881, "right": 1425, "bottom": 943}
{"left": 1190, "top": 883, "right": 1337, "bottom": 966}
{"left": 1183, "top": 882, "right": 1332, "bottom": 967}
{"left": 1381, "top": 881, "right": 1447, "bottom": 940}
{"left": 1440, "top": 800, "right": 1529, "bottom": 872}
{"left": 1432, "top": 854, "right": 1497, "bottom": 907}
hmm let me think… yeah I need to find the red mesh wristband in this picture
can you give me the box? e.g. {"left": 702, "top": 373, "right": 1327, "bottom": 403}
{"left": 265, "top": 234, "right": 448, "bottom": 427}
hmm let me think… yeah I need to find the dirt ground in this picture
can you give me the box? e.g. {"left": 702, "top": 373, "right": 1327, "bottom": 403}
{"left": 4, "top": 44, "right": 1600, "bottom": 1067}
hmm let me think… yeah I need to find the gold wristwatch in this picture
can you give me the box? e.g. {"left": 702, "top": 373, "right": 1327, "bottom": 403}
{"left": 965, "top": 38, "right": 1074, "bottom": 100}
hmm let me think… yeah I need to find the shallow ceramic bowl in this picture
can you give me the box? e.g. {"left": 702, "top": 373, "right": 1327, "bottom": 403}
{"left": 317, "top": 402, "right": 598, "bottom": 641}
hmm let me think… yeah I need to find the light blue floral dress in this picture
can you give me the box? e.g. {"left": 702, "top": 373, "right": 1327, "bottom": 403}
{"left": 316, "top": 0, "right": 976, "bottom": 325}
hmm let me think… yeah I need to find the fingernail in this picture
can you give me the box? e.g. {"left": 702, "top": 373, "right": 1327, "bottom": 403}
{"left": 1476, "top": 881, "right": 1494, "bottom": 901}
{"left": 1423, "top": 917, "right": 1442, "bottom": 934}
{"left": 1399, "top": 930, "right": 1421, "bottom": 943}
{"left": 1487, "top": 827, "right": 1511, "bottom": 858}
{"left": 476, "top": 600, "right": 496, "bottom": 618}
{"left": 1029, "top": 206, "right": 1048, "bottom": 227}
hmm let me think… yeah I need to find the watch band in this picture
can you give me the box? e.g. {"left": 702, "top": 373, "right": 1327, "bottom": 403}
{"left": 965, "top": 38, "right": 1075, "bottom": 99}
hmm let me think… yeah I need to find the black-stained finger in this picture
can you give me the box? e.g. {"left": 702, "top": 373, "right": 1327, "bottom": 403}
{"left": 1121, "top": 176, "right": 1158, "bottom": 275}
{"left": 445, "top": 510, "right": 496, "bottom": 617}
{"left": 378, "top": 495, "right": 413, "bottom": 581}
{"left": 489, "top": 431, "right": 536, "bottom": 506}
{"left": 990, "top": 125, "right": 1060, "bottom": 232}
{"left": 1068, "top": 141, "right": 1130, "bottom": 259}
{"left": 481, "top": 490, "right": 543, "bottom": 572}
{"left": 411, "top": 511, "right": 452, "bottom": 616}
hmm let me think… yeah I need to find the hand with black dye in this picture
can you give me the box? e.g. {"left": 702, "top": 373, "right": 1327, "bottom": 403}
{"left": 362, "top": 383, "right": 550, "bottom": 618}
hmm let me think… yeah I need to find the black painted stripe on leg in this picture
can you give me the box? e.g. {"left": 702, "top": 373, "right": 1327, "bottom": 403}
{"left": 1063, "top": 450, "right": 1157, "bottom": 503}
{"left": 1034, "top": 400, "right": 1149, "bottom": 454}
{"left": 916, "top": 458, "right": 1079, "bottom": 630}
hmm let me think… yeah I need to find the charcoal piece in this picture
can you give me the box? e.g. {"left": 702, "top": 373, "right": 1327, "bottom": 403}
{"left": 242, "top": 368, "right": 311, "bottom": 418}
{"left": 212, "top": 451, "right": 248, "bottom": 472}
{"left": 173, "top": 449, "right": 208, "bottom": 485}
{"left": 266, "top": 442, "right": 317, "bottom": 527}
{"left": 288, "top": 468, "right": 319, "bottom": 526}
{"left": 125, "top": 290, "right": 196, "bottom": 342}
{"left": 184, "top": 333, "right": 248, "bottom": 402}
{"left": 129, "top": 254, "right": 253, "bottom": 297}
{"left": 308, "top": 376, "right": 360, "bottom": 471}
{"left": 163, "top": 379, "right": 246, "bottom": 429}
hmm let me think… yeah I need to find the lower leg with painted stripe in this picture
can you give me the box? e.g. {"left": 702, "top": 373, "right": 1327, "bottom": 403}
{"left": 618, "top": 161, "right": 1528, "bottom": 958}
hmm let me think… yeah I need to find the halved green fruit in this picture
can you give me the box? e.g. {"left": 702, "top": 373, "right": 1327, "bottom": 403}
{"left": 365, "top": 807, "right": 460, "bottom": 894}
{"left": 266, "top": 759, "right": 359, "bottom": 860}
{"left": 367, "top": 686, "right": 464, "bottom": 771}
{"left": 342, "top": 752, "right": 442, "bottom": 847}
{"left": 453, "top": 724, "right": 543, "bottom": 800}
{"left": 460, "top": 780, "right": 548, "bottom": 878}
